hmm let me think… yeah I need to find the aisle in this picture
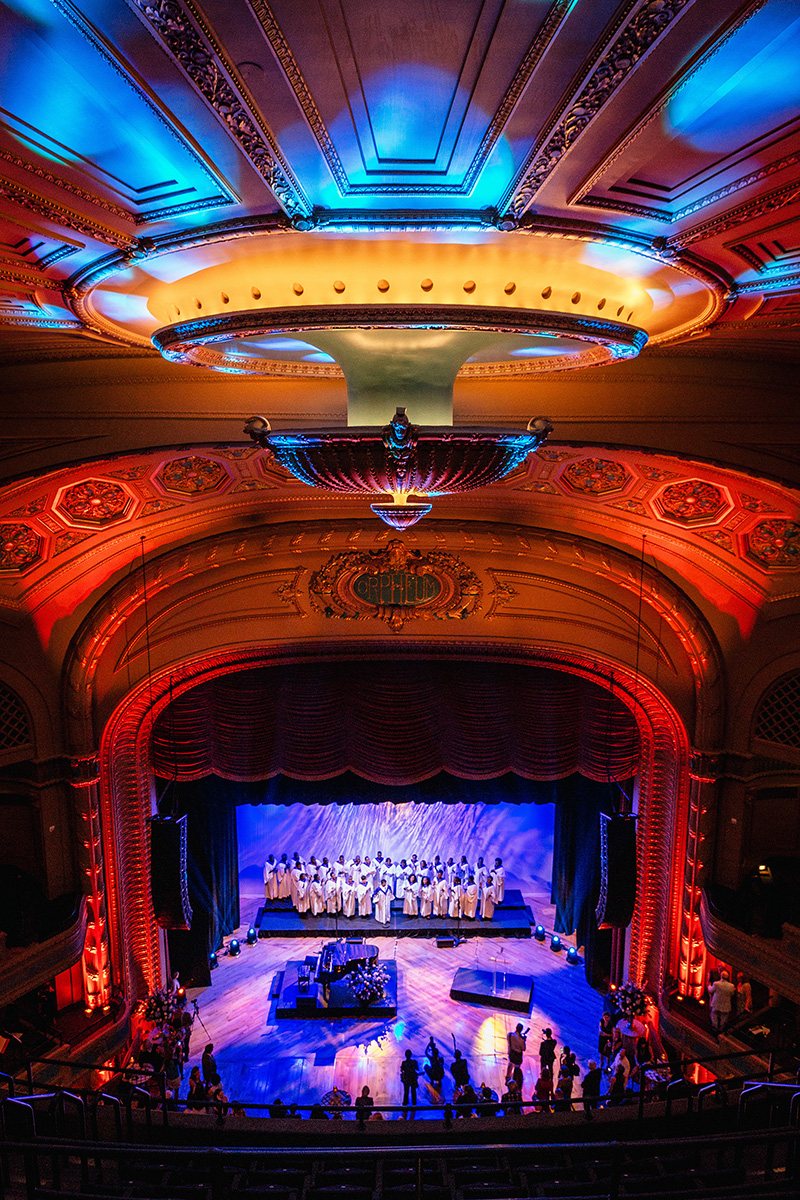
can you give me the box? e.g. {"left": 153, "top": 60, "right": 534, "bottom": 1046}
{"left": 184, "top": 880, "right": 604, "bottom": 1115}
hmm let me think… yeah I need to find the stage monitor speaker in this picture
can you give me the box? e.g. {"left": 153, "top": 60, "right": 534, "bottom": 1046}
{"left": 596, "top": 813, "right": 637, "bottom": 928}
{"left": 150, "top": 815, "right": 192, "bottom": 930}
{"left": 437, "top": 937, "right": 457, "bottom": 948}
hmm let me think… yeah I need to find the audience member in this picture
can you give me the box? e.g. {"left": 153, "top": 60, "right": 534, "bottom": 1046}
{"left": 451, "top": 1048, "right": 470, "bottom": 1088}
{"left": 401, "top": 1048, "right": 419, "bottom": 1117}
{"left": 582, "top": 1060, "right": 603, "bottom": 1115}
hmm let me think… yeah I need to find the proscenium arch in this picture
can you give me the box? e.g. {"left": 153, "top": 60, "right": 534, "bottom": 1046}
{"left": 62, "top": 520, "right": 723, "bottom": 1016}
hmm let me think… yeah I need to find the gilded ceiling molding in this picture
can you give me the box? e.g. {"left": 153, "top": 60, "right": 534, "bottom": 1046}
{"left": 505, "top": 0, "right": 691, "bottom": 218}
{"left": 0, "top": 176, "right": 134, "bottom": 250}
{"left": 570, "top": 0, "right": 770, "bottom": 214}
{"left": 0, "top": 148, "right": 134, "bottom": 225}
{"left": 245, "top": 0, "right": 349, "bottom": 197}
{"left": 669, "top": 177, "right": 800, "bottom": 250}
{"left": 132, "top": 0, "right": 310, "bottom": 218}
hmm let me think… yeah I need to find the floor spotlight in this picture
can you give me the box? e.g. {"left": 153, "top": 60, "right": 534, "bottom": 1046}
{"left": 246, "top": 925, "right": 258, "bottom": 945}
{"left": 566, "top": 946, "right": 580, "bottom": 966}
{"left": 550, "top": 934, "right": 562, "bottom": 952}
{"left": 229, "top": 938, "right": 241, "bottom": 957}
{"left": 209, "top": 952, "right": 218, "bottom": 969}
{"left": 534, "top": 924, "right": 546, "bottom": 942}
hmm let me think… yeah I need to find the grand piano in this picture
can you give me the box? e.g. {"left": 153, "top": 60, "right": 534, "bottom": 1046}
{"left": 314, "top": 939, "right": 378, "bottom": 996}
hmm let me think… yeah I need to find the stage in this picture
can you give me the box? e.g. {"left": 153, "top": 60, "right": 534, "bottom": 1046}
{"left": 253, "top": 888, "right": 532, "bottom": 939}
{"left": 450, "top": 966, "right": 535, "bottom": 1014}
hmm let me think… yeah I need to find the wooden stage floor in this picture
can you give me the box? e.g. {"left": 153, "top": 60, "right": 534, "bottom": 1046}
{"left": 184, "top": 879, "right": 605, "bottom": 1117}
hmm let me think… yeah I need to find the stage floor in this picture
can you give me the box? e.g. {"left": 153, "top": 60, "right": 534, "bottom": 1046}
{"left": 184, "top": 879, "right": 604, "bottom": 1118}
{"left": 253, "top": 889, "right": 531, "bottom": 939}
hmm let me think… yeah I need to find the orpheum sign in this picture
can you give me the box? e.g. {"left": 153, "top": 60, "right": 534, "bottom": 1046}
{"left": 309, "top": 539, "right": 481, "bottom": 632}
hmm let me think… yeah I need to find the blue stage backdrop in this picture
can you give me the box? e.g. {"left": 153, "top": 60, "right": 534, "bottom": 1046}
{"left": 236, "top": 797, "right": 554, "bottom": 895}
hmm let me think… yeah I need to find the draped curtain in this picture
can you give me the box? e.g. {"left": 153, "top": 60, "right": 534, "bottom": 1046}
{"left": 153, "top": 661, "right": 639, "bottom": 785}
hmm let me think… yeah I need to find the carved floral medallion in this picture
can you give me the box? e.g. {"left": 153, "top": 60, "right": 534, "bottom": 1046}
{"left": 158, "top": 456, "right": 229, "bottom": 495}
{"left": 657, "top": 479, "right": 726, "bottom": 524}
{"left": 0, "top": 523, "right": 41, "bottom": 571}
{"left": 309, "top": 539, "right": 482, "bottom": 632}
{"left": 562, "top": 457, "right": 630, "bottom": 495}
{"left": 58, "top": 479, "right": 130, "bottom": 524}
{"left": 747, "top": 519, "right": 800, "bottom": 569}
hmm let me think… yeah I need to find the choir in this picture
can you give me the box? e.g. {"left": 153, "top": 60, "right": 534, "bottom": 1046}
{"left": 261, "top": 850, "right": 506, "bottom": 924}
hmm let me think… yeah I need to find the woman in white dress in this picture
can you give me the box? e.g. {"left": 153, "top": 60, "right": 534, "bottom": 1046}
{"left": 357, "top": 876, "right": 373, "bottom": 918}
{"left": 263, "top": 855, "right": 278, "bottom": 900}
{"left": 374, "top": 879, "right": 392, "bottom": 925}
{"left": 434, "top": 872, "right": 449, "bottom": 918}
{"left": 276, "top": 855, "right": 290, "bottom": 899}
{"left": 341, "top": 875, "right": 357, "bottom": 918}
{"left": 403, "top": 873, "right": 420, "bottom": 917}
{"left": 309, "top": 874, "right": 324, "bottom": 916}
{"left": 419, "top": 876, "right": 434, "bottom": 918}
{"left": 296, "top": 873, "right": 311, "bottom": 914}
{"left": 324, "top": 871, "right": 340, "bottom": 914}
{"left": 480, "top": 874, "right": 496, "bottom": 920}
{"left": 474, "top": 856, "right": 488, "bottom": 890}
{"left": 290, "top": 863, "right": 303, "bottom": 905}
{"left": 493, "top": 857, "right": 505, "bottom": 904}
{"left": 449, "top": 876, "right": 463, "bottom": 919}
{"left": 462, "top": 875, "right": 479, "bottom": 919}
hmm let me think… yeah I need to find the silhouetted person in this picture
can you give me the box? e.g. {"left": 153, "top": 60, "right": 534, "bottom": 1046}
{"left": 451, "top": 1048, "right": 470, "bottom": 1088}
{"left": 401, "top": 1048, "right": 419, "bottom": 1117}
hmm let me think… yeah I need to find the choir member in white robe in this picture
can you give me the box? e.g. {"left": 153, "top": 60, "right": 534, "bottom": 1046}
{"left": 493, "top": 857, "right": 506, "bottom": 904}
{"left": 373, "top": 879, "right": 392, "bottom": 925}
{"left": 374, "top": 851, "right": 385, "bottom": 878}
{"left": 474, "top": 857, "right": 488, "bottom": 890}
{"left": 349, "top": 854, "right": 363, "bottom": 877}
{"left": 419, "top": 877, "right": 434, "bottom": 918}
{"left": 309, "top": 875, "right": 325, "bottom": 916}
{"left": 277, "top": 855, "right": 290, "bottom": 899}
{"left": 324, "top": 873, "right": 341, "bottom": 914}
{"left": 462, "top": 875, "right": 479, "bottom": 919}
{"left": 334, "top": 855, "right": 347, "bottom": 879}
{"left": 432, "top": 854, "right": 442, "bottom": 876}
{"left": 356, "top": 876, "right": 373, "bottom": 918}
{"left": 403, "top": 873, "right": 420, "bottom": 917}
{"left": 480, "top": 876, "right": 496, "bottom": 920}
{"left": 434, "top": 872, "right": 449, "bottom": 918}
{"left": 395, "top": 860, "right": 409, "bottom": 900}
{"left": 362, "top": 856, "right": 375, "bottom": 888}
{"left": 296, "top": 873, "right": 311, "bottom": 914}
{"left": 449, "top": 878, "right": 463, "bottom": 919}
{"left": 290, "top": 864, "right": 303, "bottom": 905}
{"left": 384, "top": 858, "right": 396, "bottom": 892}
{"left": 458, "top": 855, "right": 470, "bottom": 882}
{"left": 341, "top": 876, "right": 357, "bottom": 917}
{"left": 263, "top": 855, "right": 278, "bottom": 900}
{"left": 409, "top": 854, "right": 420, "bottom": 878}
{"left": 445, "top": 857, "right": 457, "bottom": 885}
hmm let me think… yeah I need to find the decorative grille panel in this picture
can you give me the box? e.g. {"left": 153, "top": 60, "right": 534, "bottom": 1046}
{"left": 0, "top": 684, "right": 32, "bottom": 752}
{"left": 755, "top": 674, "right": 800, "bottom": 750}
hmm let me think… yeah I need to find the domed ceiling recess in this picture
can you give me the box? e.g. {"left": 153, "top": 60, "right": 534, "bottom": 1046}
{"left": 2, "top": 0, "right": 799, "bottom": 518}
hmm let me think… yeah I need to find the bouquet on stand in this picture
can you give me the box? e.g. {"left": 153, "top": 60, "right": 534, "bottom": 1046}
{"left": 616, "top": 981, "right": 649, "bottom": 1020}
{"left": 348, "top": 961, "right": 390, "bottom": 1007}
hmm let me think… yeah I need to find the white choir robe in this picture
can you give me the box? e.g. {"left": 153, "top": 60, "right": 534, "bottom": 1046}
{"left": 341, "top": 882, "right": 357, "bottom": 917}
{"left": 445, "top": 862, "right": 458, "bottom": 886}
{"left": 462, "top": 883, "right": 479, "bottom": 919}
{"left": 263, "top": 860, "right": 278, "bottom": 900}
{"left": 449, "top": 884, "right": 463, "bottom": 919}
{"left": 334, "top": 860, "right": 348, "bottom": 880}
{"left": 395, "top": 870, "right": 409, "bottom": 900}
{"left": 356, "top": 881, "right": 373, "bottom": 918}
{"left": 296, "top": 879, "right": 310, "bottom": 914}
{"left": 373, "top": 886, "right": 392, "bottom": 925}
{"left": 419, "top": 883, "right": 434, "bottom": 918}
{"left": 277, "top": 862, "right": 290, "bottom": 899}
{"left": 434, "top": 878, "right": 449, "bottom": 917}
{"left": 493, "top": 866, "right": 506, "bottom": 904}
{"left": 480, "top": 882, "right": 496, "bottom": 920}
{"left": 324, "top": 877, "right": 341, "bottom": 914}
{"left": 474, "top": 862, "right": 488, "bottom": 890}
{"left": 289, "top": 867, "right": 303, "bottom": 904}
{"left": 458, "top": 860, "right": 471, "bottom": 883}
{"left": 362, "top": 861, "right": 377, "bottom": 889}
{"left": 403, "top": 879, "right": 420, "bottom": 917}
{"left": 309, "top": 880, "right": 325, "bottom": 916}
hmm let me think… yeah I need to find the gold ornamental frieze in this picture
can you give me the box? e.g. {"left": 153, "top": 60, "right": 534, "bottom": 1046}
{"left": 309, "top": 539, "right": 481, "bottom": 632}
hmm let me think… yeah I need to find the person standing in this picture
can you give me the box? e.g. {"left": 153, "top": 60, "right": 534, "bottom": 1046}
{"left": 374, "top": 878, "right": 392, "bottom": 925}
{"left": 493, "top": 857, "right": 505, "bottom": 904}
{"left": 708, "top": 969, "right": 737, "bottom": 1034}
{"left": 419, "top": 876, "right": 434, "bottom": 918}
{"left": 462, "top": 875, "right": 479, "bottom": 919}
{"left": 356, "top": 875, "right": 373, "bottom": 918}
{"left": 598, "top": 1010, "right": 614, "bottom": 1071}
{"left": 341, "top": 874, "right": 357, "bottom": 918}
{"left": 263, "top": 854, "right": 278, "bottom": 901}
{"left": 276, "top": 854, "right": 290, "bottom": 899}
{"left": 324, "top": 871, "right": 341, "bottom": 915}
{"left": 736, "top": 972, "right": 753, "bottom": 1016}
{"left": 449, "top": 876, "right": 463, "bottom": 919}
{"left": 296, "top": 872, "right": 310, "bottom": 914}
{"left": 480, "top": 874, "right": 496, "bottom": 920}
{"left": 539, "top": 1028, "right": 557, "bottom": 1077}
{"left": 403, "top": 873, "right": 420, "bottom": 917}
{"left": 400, "top": 1049, "right": 419, "bottom": 1117}
{"left": 507, "top": 1023, "right": 527, "bottom": 1086}
{"left": 581, "top": 1060, "right": 603, "bottom": 1117}
{"left": 201, "top": 1043, "right": 219, "bottom": 1087}
{"left": 451, "top": 1048, "right": 470, "bottom": 1090}
{"left": 434, "top": 871, "right": 449, "bottom": 918}
{"left": 355, "top": 1085, "right": 374, "bottom": 1117}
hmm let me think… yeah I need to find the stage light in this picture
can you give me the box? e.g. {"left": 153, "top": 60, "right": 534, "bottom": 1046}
{"left": 566, "top": 946, "right": 580, "bottom": 966}
{"left": 550, "top": 934, "right": 562, "bottom": 952}
{"left": 246, "top": 926, "right": 258, "bottom": 945}
{"left": 229, "top": 938, "right": 240, "bottom": 957}
{"left": 534, "top": 924, "right": 546, "bottom": 941}
{"left": 176, "top": 986, "right": 185, "bottom": 999}
{"left": 209, "top": 952, "right": 218, "bottom": 969}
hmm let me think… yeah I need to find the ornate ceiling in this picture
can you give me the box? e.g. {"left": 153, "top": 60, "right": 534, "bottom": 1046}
{"left": 0, "top": 0, "right": 799, "bottom": 698}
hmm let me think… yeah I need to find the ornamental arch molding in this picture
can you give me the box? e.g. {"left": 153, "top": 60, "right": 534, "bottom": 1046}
{"left": 61, "top": 520, "right": 724, "bottom": 1008}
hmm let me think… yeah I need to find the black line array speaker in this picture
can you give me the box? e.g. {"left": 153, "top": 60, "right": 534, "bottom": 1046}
{"left": 150, "top": 814, "right": 192, "bottom": 930}
{"left": 595, "top": 813, "right": 637, "bottom": 929}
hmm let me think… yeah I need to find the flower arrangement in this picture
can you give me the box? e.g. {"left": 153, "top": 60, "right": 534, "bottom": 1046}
{"left": 616, "top": 981, "right": 648, "bottom": 1019}
{"left": 140, "top": 986, "right": 180, "bottom": 1024}
{"left": 348, "top": 961, "right": 390, "bottom": 1006}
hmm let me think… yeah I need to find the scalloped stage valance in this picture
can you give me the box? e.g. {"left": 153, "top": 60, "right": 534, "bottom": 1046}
{"left": 152, "top": 661, "right": 639, "bottom": 787}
